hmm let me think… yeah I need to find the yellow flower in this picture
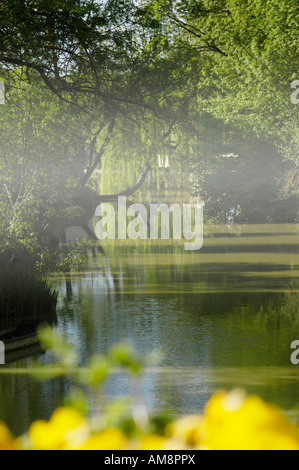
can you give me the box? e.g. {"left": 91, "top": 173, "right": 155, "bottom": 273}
{"left": 14, "top": 391, "right": 299, "bottom": 450}
{"left": 167, "top": 415, "right": 204, "bottom": 448}
{"left": 202, "top": 390, "right": 299, "bottom": 451}
{"left": 140, "top": 434, "right": 169, "bottom": 450}
{"left": 0, "top": 422, "right": 17, "bottom": 450}
{"left": 29, "top": 407, "right": 90, "bottom": 450}
{"left": 78, "top": 429, "right": 128, "bottom": 450}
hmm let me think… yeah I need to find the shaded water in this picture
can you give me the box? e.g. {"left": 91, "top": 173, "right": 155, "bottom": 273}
{"left": 0, "top": 224, "right": 299, "bottom": 436}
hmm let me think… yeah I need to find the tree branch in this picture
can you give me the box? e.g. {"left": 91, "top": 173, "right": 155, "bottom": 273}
{"left": 169, "top": 15, "right": 228, "bottom": 56}
{"left": 98, "top": 161, "right": 151, "bottom": 202}
{"left": 88, "top": 125, "right": 105, "bottom": 167}
{"left": 80, "top": 120, "right": 116, "bottom": 186}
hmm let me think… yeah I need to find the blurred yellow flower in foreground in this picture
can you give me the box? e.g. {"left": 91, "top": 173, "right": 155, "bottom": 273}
{"left": 167, "top": 390, "right": 299, "bottom": 450}
{"left": 28, "top": 407, "right": 90, "bottom": 450}
{"left": 140, "top": 435, "right": 169, "bottom": 450}
{"left": 78, "top": 429, "right": 129, "bottom": 451}
{"left": 201, "top": 390, "right": 299, "bottom": 451}
{"left": 2, "top": 391, "right": 299, "bottom": 450}
{"left": 0, "top": 423, "right": 18, "bottom": 450}
{"left": 167, "top": 415, "right": 204, "bottom": 448}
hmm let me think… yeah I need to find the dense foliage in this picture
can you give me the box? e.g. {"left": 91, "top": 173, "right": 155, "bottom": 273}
{"left": 0, "top": 0, "right": 298, "bottom": 272}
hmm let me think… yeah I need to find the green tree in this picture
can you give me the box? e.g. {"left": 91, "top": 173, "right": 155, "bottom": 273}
{"left": 154, "top": 0, "right": 299, "bottom": 161}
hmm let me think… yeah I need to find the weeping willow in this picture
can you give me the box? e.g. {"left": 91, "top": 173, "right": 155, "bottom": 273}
{"left": 99, "top": 115, "right": 192, "bottom": 197}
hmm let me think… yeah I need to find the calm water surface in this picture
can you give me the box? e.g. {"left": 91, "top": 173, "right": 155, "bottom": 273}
{"left": 1, "top": 224, "right": 299, "bottom": 436}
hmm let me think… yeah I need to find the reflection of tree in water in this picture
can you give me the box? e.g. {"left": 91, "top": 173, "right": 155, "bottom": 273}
{"left": 58, "top": 254, "right": 299, "bottom": 369}
{"left": 0, "top": 368, "right": 70, "bottom": 437}
{"left": 4, "top": 249, "right": 296, "bottom": 435}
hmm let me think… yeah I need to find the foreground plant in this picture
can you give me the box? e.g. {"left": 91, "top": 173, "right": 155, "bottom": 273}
{"left": 1, "top": 330, "right": 299, "bottom": 451}
{"left": 0, "top": 391, "right": 298, "bottom": 451}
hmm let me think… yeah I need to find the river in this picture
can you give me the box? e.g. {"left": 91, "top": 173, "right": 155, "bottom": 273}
{"left": 0, "top": 224, "right": 298, "bottom": 436}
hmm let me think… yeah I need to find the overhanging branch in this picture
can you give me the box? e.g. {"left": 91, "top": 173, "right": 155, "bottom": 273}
{"left": 80, "top": 120, "right": 116, "bottom": 186}
{"left": 98, "top": 161, "right": 151, "bottom": 202}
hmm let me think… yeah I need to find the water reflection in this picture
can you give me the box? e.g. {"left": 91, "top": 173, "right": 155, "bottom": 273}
{"left": 0, "top": 224, "right": 298, "bottom": 436}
